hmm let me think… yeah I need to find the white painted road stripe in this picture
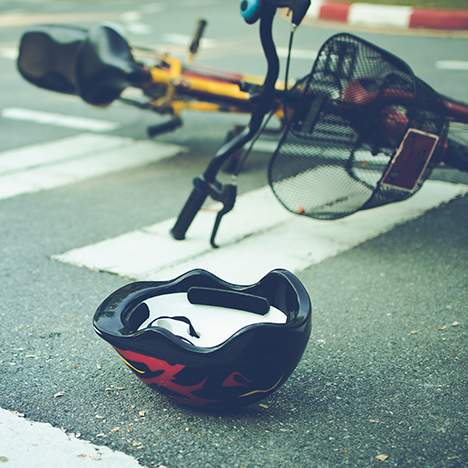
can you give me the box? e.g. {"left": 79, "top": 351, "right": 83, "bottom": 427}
{"left": 161, "top": 33, "right": 217, "bottom": 49}
{"left": 0, "top": 47, "right": 17, "bottom": 60}
{"left": 436, "top": 60, "right": 468, "bottom": 71}
{"left": 55, "top": 181, "right": 467, "bottom": 284}
{"left": 125, "top": 22, "right": 152, "bottom": 36}
{"left": 55, "top": 187, "right": 290, "bottom": 279}
{"left": 252, "top": 140, "right": 280, "bottom": 154}
{"left": 0, "top": 134, "right": 183, "bottom": 201}
{"left": 277, "top": 47, "right": 317, "bottom": 60}
{"left": 0, "top": 408, "right": 144, "bottom": 468}
{"left": 120, "top": 10, "right": 142, "bottom": 22}
{"left": 307, "top": 0, "right": 325, "bottom": 19}
{"left": 2, "top": 108, "right": 120, "bottom": 132}
{"left": 348, "top": 4, "right": 412, "bottom": 28}
{"left": 0, "top": 134, "right": 127, "bottom": 175}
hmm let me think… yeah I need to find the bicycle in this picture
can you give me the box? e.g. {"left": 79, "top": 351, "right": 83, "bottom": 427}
{"left": 17, "top": 0, "right": 468, "bottom": 248}
{"left": 17, "top": 19, "right": 285, "bottom": 141}
{"left": 169, "top": 1, "right": 468, "bottom": 247}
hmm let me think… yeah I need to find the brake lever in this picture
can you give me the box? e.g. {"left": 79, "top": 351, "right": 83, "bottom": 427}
{"left": 272, "top": 0, "right": 311, "bottom": 26}
{"left": 189, "top": 18, "right": 208, "bottom": 62}
{"left": 210, "top": 184, "right": 237, "bottom": 248}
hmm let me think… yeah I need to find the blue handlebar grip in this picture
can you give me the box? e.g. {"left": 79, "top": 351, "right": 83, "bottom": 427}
{"left": 240, "top": 0, "right": 263, "bottom": 24}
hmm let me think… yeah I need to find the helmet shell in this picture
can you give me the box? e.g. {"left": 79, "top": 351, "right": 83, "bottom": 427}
{"left": 94, "top": 269, "right": 312, "bottom": 409}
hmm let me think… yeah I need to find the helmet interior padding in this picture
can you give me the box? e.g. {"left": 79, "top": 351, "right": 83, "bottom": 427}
{"left": 136, "top": 293, "right": 287, "bottom": 348}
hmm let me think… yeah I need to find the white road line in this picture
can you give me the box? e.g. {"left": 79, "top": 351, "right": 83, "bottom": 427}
{"left": 120, "top": 11, "right": 142, "bottom": 22}
{"left": 0, "top": 408, "right": 144, "bottom": 468}
{"left": 277, "top": 47, "right": 317, "bottom": 60}
{"left": 55, "top": 181, "right": 467, "bottom": 284}
{"left": 140, "top": 3, "right": 166, "bottom": 14}
{"left": 449, "top": 122, "right": 468, "bottom": 146}
{"left": 0, "top": 47, "right": 17, "bottom": 60}
{"left": 161, "top": 33, "right": 217, "bottom": 49}
{"left": 307, "top": 0, "right": 325, "bottom": 18}
{"left": 0, "top": 134, "right": 125, "bottom": 175}
{"left": 119, "top": 10, "right": 152, "bottom": 35}
{"left": 348, "top": 4, "right": 412, "bottom": 28}
{"left": 125, "top": 23, "right": 152, "bottom": 35}
{"left": 54, "top": 187, "right": 290, "bottom": 279}
{"left": 0, "top": 134, "right": 183, "bottom": 201}
{"left": 436, "top": 60, "right": 468, "bottom": 71}
{"left": 253, "top": 140, "right": 280, "bottom": 154}
{"left": 2, "top": 108, "right": 120, "bottom": 132}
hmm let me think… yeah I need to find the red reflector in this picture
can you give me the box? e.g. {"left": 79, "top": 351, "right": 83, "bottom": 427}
{"left": 381, "top": 129, "right": 439, "bottom": 193}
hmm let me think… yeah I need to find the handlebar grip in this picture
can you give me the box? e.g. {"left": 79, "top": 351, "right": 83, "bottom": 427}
{"left": 189, "top": 19, "right": 208, "bottom": 56}
{"left": 170, "top": 178, "right": 209, "bottom": 240}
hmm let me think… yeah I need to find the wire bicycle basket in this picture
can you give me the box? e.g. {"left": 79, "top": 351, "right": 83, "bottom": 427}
{"left": 269, "top": 33, "right": 448, "bottom": 220}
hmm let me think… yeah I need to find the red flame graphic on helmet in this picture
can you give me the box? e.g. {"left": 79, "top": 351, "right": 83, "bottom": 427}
{"left": 222, "top": 371, "right": 252, "bottom": 388}
{"left": 115, "top": 348, "right": 216, "bottom": 406}
{"left": 114, "top": 348, "right": 264, "bottom": 407}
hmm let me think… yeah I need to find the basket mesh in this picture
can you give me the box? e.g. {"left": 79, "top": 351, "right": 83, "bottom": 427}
{"left": 268, "top": 34, "right": 447, "bottom": 219}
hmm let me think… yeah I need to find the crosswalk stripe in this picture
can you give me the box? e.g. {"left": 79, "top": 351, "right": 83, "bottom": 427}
{"left": 348, "top": 4, "right": 412, "bottom": 28}
{"left": 0, "top": 12, "right": 119, "bottom": 29}
{"left": 0, "top": 134, "right": 184, "bottom": 201}
{"left": 0, "top": 47, "right": 17, "bottom": 60}
{"left": 0, "top": 408, "right": 143, "bottom": 468}
{"left": 54, "top": 180, "right": 468, "bottom": 284}
{"left": 161, "top": 33, "right": 217, "bottom": 49}
{"left": 277, "top": 47, "right": 317, "bottom": 60}
{"left": 2, "top": 108, "right": 120, "bottom": 132}
{"left": 436, "top": 60, "right": 468, "bottom": 71}
{"left": 0, "top": 134, "right": 126, "bottom": 175}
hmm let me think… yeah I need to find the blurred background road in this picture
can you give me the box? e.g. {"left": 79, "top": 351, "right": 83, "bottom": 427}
{"left": 0, "top": 1, "right": 467, "bottom": 467}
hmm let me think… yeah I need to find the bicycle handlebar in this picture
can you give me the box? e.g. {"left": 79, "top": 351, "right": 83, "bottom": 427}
{"left": 171, "top": 8, "right": 279, "bottom": 243}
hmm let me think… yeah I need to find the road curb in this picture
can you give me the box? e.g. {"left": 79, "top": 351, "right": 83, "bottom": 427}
{"left": 307, "top": 0, "right": 468, "bottom": 30}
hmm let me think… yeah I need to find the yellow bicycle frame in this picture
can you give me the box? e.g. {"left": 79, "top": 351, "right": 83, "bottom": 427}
{"left": 140, "top": 52, "right": 285, "bottom": 120}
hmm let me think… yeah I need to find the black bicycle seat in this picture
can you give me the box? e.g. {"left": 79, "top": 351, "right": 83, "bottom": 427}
{"left": 75, "top": 25, "right": 149, "bottom": 106}
{"left": 17, "top": 25, "right": 87, "bottom": 95}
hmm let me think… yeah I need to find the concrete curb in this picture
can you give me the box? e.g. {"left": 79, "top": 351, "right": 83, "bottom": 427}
{"left": 307, "top": 0, "right": 468, "bottom": 30}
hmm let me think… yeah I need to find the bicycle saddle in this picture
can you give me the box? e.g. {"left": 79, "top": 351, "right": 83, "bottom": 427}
{"left": 94, "top": 269, "right": 312, "bottom": 409}
{"left": 17, "top": 25, "right": 87, "bottom": 94}
{"left": 75, "top": 24, "right": 149, "bottom": 106}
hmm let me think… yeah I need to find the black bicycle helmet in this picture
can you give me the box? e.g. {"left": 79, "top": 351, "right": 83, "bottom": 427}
{"left": 94, "top": 269, "right": 312, "bottom": 409}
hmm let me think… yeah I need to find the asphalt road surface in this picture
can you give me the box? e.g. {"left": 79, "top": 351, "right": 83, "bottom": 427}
{"left": 0, "top": 1, "right": 467, "bottom": 467}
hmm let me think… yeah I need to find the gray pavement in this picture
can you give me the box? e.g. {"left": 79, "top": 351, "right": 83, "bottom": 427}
{"left": 0, "top": 1, "right": 467, "bottom": 467}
